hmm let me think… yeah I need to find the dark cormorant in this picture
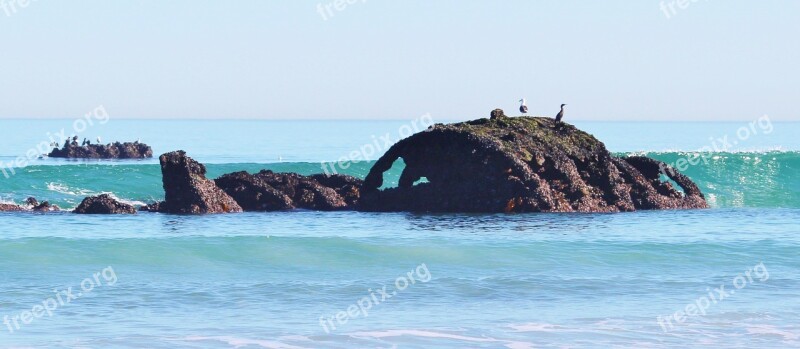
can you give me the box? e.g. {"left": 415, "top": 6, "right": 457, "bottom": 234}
{"left": 555, "top": 104, "right": 566, "bottom": 123}
{"left": 519, "top": 99, "right": 528, "bottom": 114}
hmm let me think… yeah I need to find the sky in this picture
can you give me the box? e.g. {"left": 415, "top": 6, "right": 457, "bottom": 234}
{"left": 0, "top": 0, "right": 798, "bottom": 121}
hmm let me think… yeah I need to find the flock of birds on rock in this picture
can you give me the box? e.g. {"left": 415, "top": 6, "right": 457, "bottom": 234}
{"left": 49, "top": 136, "right": 142, "bottom": 149}
{"left": 518, "top": 99, "right": 566, "bottom": 124}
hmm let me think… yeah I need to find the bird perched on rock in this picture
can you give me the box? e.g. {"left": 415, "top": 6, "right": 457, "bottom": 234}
{"left": 519, "top": 99, "right": 528, "bottom": 114}
{"left": 555, "top": 104, "right": 566, "bottom": 123}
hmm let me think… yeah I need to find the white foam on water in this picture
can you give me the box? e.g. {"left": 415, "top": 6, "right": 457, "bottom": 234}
{"left": 103, "top": 192, "right": 147, "bottom": 207}
{"left": 46, "top": 182, "right": 95, "bottom": 196}
{"left": 508, "top": 322, "right": 566, "bottom": 333}
{"left": 180, "top": 336, "right": 309, "bottom": 349}
{"left": 45, "top": 182, "right": 146, "bottom": 207}
{"left": 746, "top": 324, "right": 799, "bottom": 341}
{"left": 349, "top": 329, "right": 534, "bottom": 348}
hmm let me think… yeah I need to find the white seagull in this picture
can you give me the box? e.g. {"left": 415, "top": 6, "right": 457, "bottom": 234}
{"left": 519, "top": 99, "right": 528, "bottom": 114}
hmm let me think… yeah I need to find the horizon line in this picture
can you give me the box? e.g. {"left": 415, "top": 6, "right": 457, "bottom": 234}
{"left": 1, "top": 117, "right": 797, "bottom": 122}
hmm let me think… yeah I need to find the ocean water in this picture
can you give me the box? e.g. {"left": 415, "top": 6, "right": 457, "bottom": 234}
{"left": 1, "top": 119, "right": 799, "bottom": 348}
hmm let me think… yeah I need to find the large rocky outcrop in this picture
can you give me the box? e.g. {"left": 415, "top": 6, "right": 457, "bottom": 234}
{"left": 214, "top": 170, "right": 362, "bottom": 211}
{"left": 141, "top": 117, "right": 706, "bottom": 214}
{"left": 48, "top": 141, "right": 152, "bottom": 159}
{"left": 74, "top": 194, "right": 136, "bottom": 214}
{"left": 359, "top": 116, "right": 707, "bottom": 213}
{"left": 153, "top": 151, "right": 242, "bottom": 214}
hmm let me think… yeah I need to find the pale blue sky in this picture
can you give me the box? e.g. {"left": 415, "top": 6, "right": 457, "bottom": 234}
{"left": 0, "top": 0, "right": 797, "bottom": 120}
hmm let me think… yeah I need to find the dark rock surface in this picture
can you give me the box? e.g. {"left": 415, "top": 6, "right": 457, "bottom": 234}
{"left": 27, "top": 197, "right": 60, "bottom": 212}
{"left": 73, "top": 194, "right": 136, "bottom": 214}
{"left": 613, "top": 156, "right": 707, "bottom": 210}
{"left": 359, "top": 116, "right": 708, "bottom": 213}
{"left": 214, "top": 171, "right": 295, "bottom": 211}
{"left": 0, "top": 197, "right": 60, "bottom": 212}
{"left": 214, "top": 170, "right": 363, "bottom": 211}
{"left": 256, "top": 171, "right": 351, "bottom": 211}
{"left": 33, "top": 202, "right": 59, "bottom": 212}
{"left": 309, "top": 173, "right": 362, "bottom": 207}
{"left": 490, "top": 108, "right": 506, "bottom": 120}
{"left": 0, "top": 203, "right": 25, "bottom": 212}
{"left": 48, "top": 141, "right": 152, "bottom": 159}
{"left": 155, "top": 151, "right": 242, "bottom": 214}
{"left": 139, "top": 201, "right": 163, "bottom": 213}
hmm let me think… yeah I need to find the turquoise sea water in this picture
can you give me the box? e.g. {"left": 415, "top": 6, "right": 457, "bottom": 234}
{"left": 1, "top": 119, "right": 799, "bottom": 348}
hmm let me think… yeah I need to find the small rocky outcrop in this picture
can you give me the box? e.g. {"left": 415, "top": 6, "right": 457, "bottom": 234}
{"left": 214, "top": 170, "right": 362, "bottom": 211}
{"left": 73, "top": 194, "right": 136, "bottom": 214}
{"left": 26, "top": 197, "right": 60, "bottom": 212}
{"left": 0, "top": 197, "right": 60, "bottom": 212}
{"left": 48, "top": 141, "right": 152, "bottom": 159}
{"left": 490, "top": 108, "right": 506, "bottom": 120}
{"left": 0, "top": 203, "right": 24, "bottom": 212}
{"left": 359, "top": 116, "right": 708, "bottom": 213}
{"left": 139, "top": 201, "right": 163, "bottom": 213}
{"left": 154, "top": 151, "right": 242, "bottom": 214}
{"left": 613, "top": 156, "right": 707, "bottom": 210}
